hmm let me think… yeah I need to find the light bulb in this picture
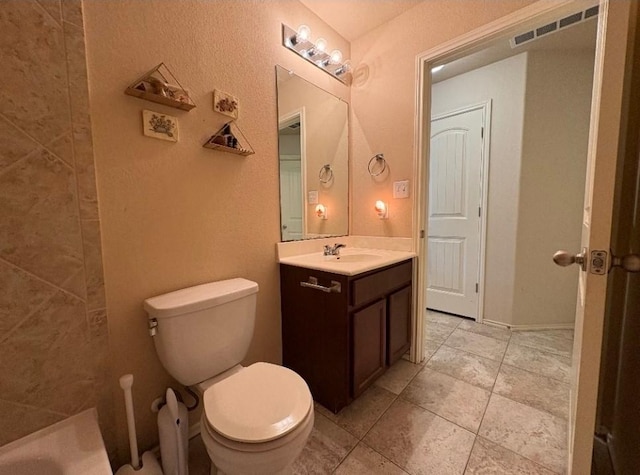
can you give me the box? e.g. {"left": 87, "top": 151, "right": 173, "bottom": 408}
{"left": 315, "top": 38, "right": 327, "bottom": 53}
{"left": 375, "top": 200, "right": 388, "bottom": 219}
{"left": 296, "top": 25, "right": 311, "bottom": 43}
{"left": 431, "top": 65, "right": 445, "bottom": 73}
{"left": 329, "top": 49, "right": 343, "bottom": 64}
{"left": 315, "top": 204, "right": 327, "bottom": 219}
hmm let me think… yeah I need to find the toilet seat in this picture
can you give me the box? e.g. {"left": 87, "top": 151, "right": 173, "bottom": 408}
{"left": 203, "top": 362, "right": 312, "bottom": 443}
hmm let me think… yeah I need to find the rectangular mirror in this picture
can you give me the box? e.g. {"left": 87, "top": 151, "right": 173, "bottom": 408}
{"left": 276, "top": 65, "right": 349, "bottom": 241}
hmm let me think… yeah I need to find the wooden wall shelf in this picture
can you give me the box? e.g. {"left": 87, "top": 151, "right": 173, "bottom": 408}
{"left": 203, "top": 122, "right": 254, "bottom": 156}
{"left": 124, "top": 63, "right": 196, "bottom": 111}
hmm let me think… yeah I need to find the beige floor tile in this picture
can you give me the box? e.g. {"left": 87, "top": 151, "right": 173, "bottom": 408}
{"left": 425, "top": 320, "right": 457, "bottom": 343}
{"left": 401, "top": 368, "right": 491, "bottom": 433}
{"left": 465, "top": 437, "right": 556, "bottom": 475}
{"left": 510, "top": 331, "right": 573, "bottom": 358}
{"left": 493, "top": 365, "right": 570, "bottom": 419}
{"left": 423, "top": 338, "right": 443, "bottom": 361}
{"left": 374, "top": 359, "right": 422, "bottom": 395}
{"left": 427, "top": 345, "right": 501, "bottom": 391}
{"left": 479, "top": 394, "right": 567, "bottom": 474}
{"left": 364, "top": 399, "right": 475, "bottom": 475}
{"left": 444, "top": 329, "right": 509, "bottom": 361}
{"left": 503, "top": 342, "right": 572, "bottom": 383}
{"left": 457, "top": 320, "right": 512, "bottom": 341}
{"left": 334, "top": 443, "right": 409, "bottom": 474}
{"left": 426, "top": 310, "right": 465, "bottom": 329}
{"left": 314, "top": 385, "right": 396, "bottom": 439}
{"left": 292, "top": 411, "right": 358, "bottom": 474}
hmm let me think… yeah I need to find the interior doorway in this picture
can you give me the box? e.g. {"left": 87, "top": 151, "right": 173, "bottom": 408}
{"left": 424, "top": 8, "right": 597, "bottom": 328}
{"left": 278, "top": 109, "right": 306, "bottom": 241}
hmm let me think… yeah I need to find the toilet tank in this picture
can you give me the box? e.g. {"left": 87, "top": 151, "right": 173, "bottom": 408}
{"left": 144, "top": 278, "right": 259, "bottom": 386}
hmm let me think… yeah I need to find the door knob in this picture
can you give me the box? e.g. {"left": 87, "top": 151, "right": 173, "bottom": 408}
{"left": 611, "top": 253, "right": 640, "bottom": 273}
{"left": 553, "top": 248, "right": 587, "bottom": 271}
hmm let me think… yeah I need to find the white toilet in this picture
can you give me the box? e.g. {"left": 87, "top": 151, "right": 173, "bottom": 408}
{"left": 144, "top": 278, "right": 314, "bottom": 475}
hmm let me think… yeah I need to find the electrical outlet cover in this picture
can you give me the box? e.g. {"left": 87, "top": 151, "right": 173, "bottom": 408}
{"left": 393, "top": 180, "right": 410, "bottom": 198}
{"left": 308, "top": 190, "right": 318, "bottom": 204}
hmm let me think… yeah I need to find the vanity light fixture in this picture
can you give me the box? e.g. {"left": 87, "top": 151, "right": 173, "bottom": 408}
{"left": 375, "top": 200, "right": 388, "bottom": 219}
{"left": 282, "top": 24, "right": 351, "bottom": 84}
{"left": 315, "top": 204, "right": 328, "bottom": 219}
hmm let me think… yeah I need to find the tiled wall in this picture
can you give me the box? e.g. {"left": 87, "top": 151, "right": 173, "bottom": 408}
{"left": 0, "top": 0, "right": 113, "bottom": 449}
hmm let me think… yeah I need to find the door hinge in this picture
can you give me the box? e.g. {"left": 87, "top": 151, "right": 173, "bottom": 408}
{"left": 475, "top": 283, "right": 479, "bottom": 293}
{"left": 478, "top": 207, "right": 481, "bottom": 217}
{"left": 481, "top": 127, "right": 484, "bottom": 138}
{"left": 420, "top": 229, "right": 425, "bottom": 238}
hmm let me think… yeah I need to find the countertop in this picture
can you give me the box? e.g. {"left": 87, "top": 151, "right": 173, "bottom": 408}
{"left": 278, "top": 247, "right": 416, "bottom": 276}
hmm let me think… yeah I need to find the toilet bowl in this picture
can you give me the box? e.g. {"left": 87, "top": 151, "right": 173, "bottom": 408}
{"left": 198, "top": 362, "right": 313, "bottom": 475}
{"left": 144, "top": 279, "right": 314, "bottom": 475}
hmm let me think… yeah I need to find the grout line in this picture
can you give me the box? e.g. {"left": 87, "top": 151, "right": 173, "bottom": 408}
{"left": 0, "top": 114, "right": 74, "bottom": 173}
{"left": 33, "top": 0, "right": 62, "bottom": 25}
{"left": 0, "top": 257, "right": 86, "bottom": 305}
{"left": 0, "top": 396, "right": 69, "bottom": 418}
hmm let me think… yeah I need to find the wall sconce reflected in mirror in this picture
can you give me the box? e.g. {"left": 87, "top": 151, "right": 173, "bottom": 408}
{"left": 282, "top": 24, "right": 351, "bottom": 84}
{"left": 375, "top": 200, "right": 388, "bottom": 219}
{"left": 315, "top": 204, "right": 328, "bottom": 219}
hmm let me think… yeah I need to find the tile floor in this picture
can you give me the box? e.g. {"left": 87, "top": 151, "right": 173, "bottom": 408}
{"left": 188, "top": 310, "right": 573, "bottom": 474}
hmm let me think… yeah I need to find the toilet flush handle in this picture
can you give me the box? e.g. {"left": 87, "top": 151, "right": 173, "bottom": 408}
{"left": 148, "top": 318, "right": 158, "bottom": 337}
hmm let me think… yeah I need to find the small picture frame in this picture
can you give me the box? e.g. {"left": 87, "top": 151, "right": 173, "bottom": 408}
{"left": 213, "top": 89, "right": 239, "bottom": 119}
{"left": 142, "top": 109, "right": 179, "bottom": 142}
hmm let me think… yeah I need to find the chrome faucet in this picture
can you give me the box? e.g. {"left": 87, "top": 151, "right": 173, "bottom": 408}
{"left": 324, "top": 243, "right": 347, "bottom": 256}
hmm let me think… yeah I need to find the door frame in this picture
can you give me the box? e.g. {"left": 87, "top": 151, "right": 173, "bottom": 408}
{"left": 411, "top": 0, "right": 589, "bottom": 364}
{"left": 428, "top": 101, "right": 492, "bottom": 322}
{"left": 411, "top": 1, "right": 628, "bottom": 472}
{"left": 278, "top": 107, "right": 307, "bottom": 239}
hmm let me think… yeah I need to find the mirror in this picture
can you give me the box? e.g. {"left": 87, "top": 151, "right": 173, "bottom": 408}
{"left": 276, "top": 65, "right": 349, "bottom": 241}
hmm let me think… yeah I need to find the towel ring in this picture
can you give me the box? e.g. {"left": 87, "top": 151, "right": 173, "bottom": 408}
{"left": 368, "top": 153, "right": 387, "bottom": 177}
{"left": 319, "top": 164, "right": 334, "bottom": 183}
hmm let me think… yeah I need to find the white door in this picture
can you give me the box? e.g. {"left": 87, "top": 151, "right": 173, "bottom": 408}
{"left": 427, "top": 107, "right": 484, "bottom": 319}
{"left": 279, "top": 159, "right": 303, "bottom": 240}
{"left": 553, "top": 1, "right": 636, "bottom": 472}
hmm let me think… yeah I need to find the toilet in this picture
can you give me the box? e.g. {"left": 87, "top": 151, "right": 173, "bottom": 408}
{"left": 144, "top": 278, "right": 314, "bottom": 475}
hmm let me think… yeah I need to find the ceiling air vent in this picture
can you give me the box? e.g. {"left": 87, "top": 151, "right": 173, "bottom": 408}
{"left": 510, "top": 5, "right": 598, "bottom": 49}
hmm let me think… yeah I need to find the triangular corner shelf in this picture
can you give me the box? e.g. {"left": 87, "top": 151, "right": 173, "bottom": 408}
{"left": 125, "top": 63, "right": 196, "bottom": 111}
{"left": 203, "top": 122, "right": 254, "bottom": 156}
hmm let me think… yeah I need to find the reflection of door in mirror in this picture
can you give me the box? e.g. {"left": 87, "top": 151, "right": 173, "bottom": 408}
{"left": 279, "top": 110, "right": 305, "bottom": 241}
{"left": 276, "top": 65, "right": 349, "bottom": 242}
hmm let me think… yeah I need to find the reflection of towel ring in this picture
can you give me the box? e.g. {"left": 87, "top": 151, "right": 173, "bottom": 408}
{"left": 319, "top": 164, "right": 334, "bottom": 183}
{"left": 368, "top": 153, "right": 387, "bottom": 177}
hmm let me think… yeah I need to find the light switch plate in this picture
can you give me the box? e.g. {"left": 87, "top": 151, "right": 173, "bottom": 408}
{"left": 308, "top": 190, "right": 318, "bottom": 204}
{"left": 393, "top": 180, "right": 409, "bottom": 199}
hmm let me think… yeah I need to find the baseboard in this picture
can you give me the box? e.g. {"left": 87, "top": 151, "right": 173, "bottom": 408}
{"left": 482, "top": 318, "right": 575, "bottom": 331}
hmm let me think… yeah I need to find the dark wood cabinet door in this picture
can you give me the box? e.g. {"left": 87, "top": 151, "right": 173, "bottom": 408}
{"left": 388, "top": 285, "right": 412, "bottom": 365}
{"left": 352, "top": 299, "right": 386, "bottom": 397}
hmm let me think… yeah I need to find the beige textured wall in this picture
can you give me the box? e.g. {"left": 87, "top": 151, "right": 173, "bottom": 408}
{"left": 277, "top": 74, "right": 349, "bottom": 237}
{"left": 83, "top": 0, "right": 349, "bottom": 462}
{"left": 512, "top": 50, "right": 595, "bottom": 326}
{"left": 350, "top": 0, "right": 539, "bottom": 237}
{"left": 0, "top": 0, "right": 112, "bottom": 451}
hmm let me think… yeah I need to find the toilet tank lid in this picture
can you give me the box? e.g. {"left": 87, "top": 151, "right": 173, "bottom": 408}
{"left": 143, "top": 278, "right": 259, "bottom": 319}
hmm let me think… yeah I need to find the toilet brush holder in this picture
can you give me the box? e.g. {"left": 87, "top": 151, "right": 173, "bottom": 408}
{"left": 158, "top": 388, "right": 189, "bottom": 475}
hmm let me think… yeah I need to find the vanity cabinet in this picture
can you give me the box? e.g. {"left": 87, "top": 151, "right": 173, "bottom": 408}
{"left": 280, "top": 259, "right": 413, "bottom": 413}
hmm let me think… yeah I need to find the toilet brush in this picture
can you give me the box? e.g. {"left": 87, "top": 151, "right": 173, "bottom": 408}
{"left": 115, "top": 374, "right": 164, "bottom": 475}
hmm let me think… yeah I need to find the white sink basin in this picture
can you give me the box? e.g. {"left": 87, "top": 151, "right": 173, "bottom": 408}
{"left": 329, "top": 254, "right": 382, "bottom": 263}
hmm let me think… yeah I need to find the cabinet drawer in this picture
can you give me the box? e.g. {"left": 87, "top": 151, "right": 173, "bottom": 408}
{"left": 351, "top": 260, "right": 412, "bottom": 307}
